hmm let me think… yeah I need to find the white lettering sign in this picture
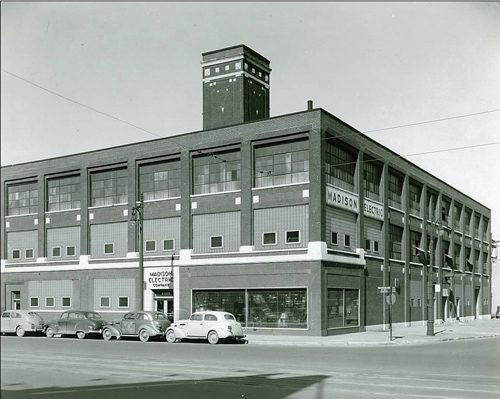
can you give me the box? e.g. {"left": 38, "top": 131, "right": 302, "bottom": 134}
{"left": 363, "top": 198, "right": 384, "bottom": 221}
{"left": 145, "top": 267, "right": 173, "bottom": 290}
{"left": 326, "top": 185, "right": 359, "bottom": 213}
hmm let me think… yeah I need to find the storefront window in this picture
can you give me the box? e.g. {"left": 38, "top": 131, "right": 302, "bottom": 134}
{"left": 327, "top": 288, "right": 359, "bottom": 328}
{"left": 248, "top": 289, "right": 307, "bottom": 329}
{"left": 192, "top": 288, "right": 307, "bottom": 329}
{"left": 192, "top": 290, "right": 245, "bottom": 325}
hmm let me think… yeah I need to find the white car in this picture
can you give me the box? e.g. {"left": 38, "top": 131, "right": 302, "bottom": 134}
{"left": 165, "top": 311, "right": 246, "bottom": 344}
{"left": 1, "top": 310, "right": 44, "bottom": 337}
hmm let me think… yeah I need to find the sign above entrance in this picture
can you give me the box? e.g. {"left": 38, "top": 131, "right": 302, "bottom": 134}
{"left": 326, "top": 185, "right": 359, "bottom": 213}
{"left": 363, "top": 198, "right": 384, "bottom": 221}
{"left": 146, "top": 267, "right": 173, "bottom": 290}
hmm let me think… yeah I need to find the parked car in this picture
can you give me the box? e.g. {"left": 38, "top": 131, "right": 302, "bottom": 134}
{"left": 165, "top": 311, "right": 245, "bottom": 344}
{"left": 1, "top": 310, "right": 44, "bottom": 337}
{"left": 496, "top": 306, "right": 500, "bottom": 319}
{"left": 44, "top": 310, "right": 106, "bottom": 339}
{"left": 101, "top": 311, "right": 171, "bottom": 342}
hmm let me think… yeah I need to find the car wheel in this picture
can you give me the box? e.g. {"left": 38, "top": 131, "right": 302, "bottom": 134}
{"left": 207, "top": 330, "right": 219, "bottom": 345}
{"left": 16, "top": 327, "right": 25, "bottom": 337}
{"left": 165, "top": 330, "right": 177, "bottom": 343}
{"left": 46, "top": 327, "right": 55, "bottom": 338}
{"left": 139, "top": 329, "right": 150, "bottom": 342}
{"left": 102, "top": 328, "right": 113, "bottom": 341}
{"left": 76, "top": 331, "right": 86, "bottom": 340}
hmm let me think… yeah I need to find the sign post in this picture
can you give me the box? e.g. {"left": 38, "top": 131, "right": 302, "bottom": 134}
{"left": 378, "top": 286, "right": 395, "bottom": 341}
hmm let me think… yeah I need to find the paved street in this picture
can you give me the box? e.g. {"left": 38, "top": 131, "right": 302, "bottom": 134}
{"left": 2, "top": 334, "right": 499, "bottom": 398}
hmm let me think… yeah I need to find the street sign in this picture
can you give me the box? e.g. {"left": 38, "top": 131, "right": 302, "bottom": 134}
{"left": 386, "top": 293, "right": 396, "bottom": 305}
{"left": 435, "top": 284, "right": 441, "bottom": 293}
{"left": 392, "top": 287, "right": 396, "bottom": 293}
{"left": 378, "top": 286, "right": 391, "bottom": 293}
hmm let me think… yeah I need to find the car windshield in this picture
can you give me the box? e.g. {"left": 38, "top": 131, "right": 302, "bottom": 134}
{"left": 86, "top": 312, "right": 102, "bottom": 319}
{"left": 224, "top": 314, "right": 236, "bottom": 320}
{"left": 154, "top": 313, "right": 167, "bottom": 319}
{"left": 28, "top": 312, "right": 39, "bottom": 317}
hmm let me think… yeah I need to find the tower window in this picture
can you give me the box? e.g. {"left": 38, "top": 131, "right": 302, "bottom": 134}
{"left": 215, "top": 67, "right": 220, "bottom": 73}
{"left": 225, "top": 65, "right": 230, "bottom": 71}
{"left": 204, "top": 68, "right": 210, "bottom": 76}
{"left": 235, "top": 62, "right": 241, "bottom": 70}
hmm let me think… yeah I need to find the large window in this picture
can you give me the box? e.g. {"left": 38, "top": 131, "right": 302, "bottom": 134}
{"left": 326, "top": 141, "right": 356, "bottom": 190}
{"left": 193, "top": 150, "right": 241, "bottom": 195}
{"left": 90, "top": 168, "right": 128, "bottom": 207}
{"left": 388, "top": 172, "right": 403, "bottom": 208}
{"left": 410, "top": 230, "right": 422, "bottom": 263}
{"left": 389, "top": 225, "right": 403, "bottom": 260}
{"left": 363, "top": 160, "right": 381, "bottom": 200}
{"left": 254, "top": 140, "right": 309, "bottom": 188}
{"left": 409, "top": 182, "right": 422, "bottom": 215}
{"left": 192, "top": 290, "right": 246, "bottom": 325}
{"left": 7, "top": 182, "right": 38, "bottom": 216}
{"left": 192, "top": 288, "right": 307, "bottom": 329}
{"left": 327, "top": 288, "right": 359, "bottom": 328}
{"left": 453, "top": 204, "right": 462, "bottom": 231}
{"left": 47, "top": 176, "right": 81, "bottom": 211}
{"left": 140, "top": 160, "right": 180, "bottom": 201}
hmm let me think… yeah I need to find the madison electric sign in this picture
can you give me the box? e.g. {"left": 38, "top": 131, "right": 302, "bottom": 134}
{"left": 326, "top": 185, "right": 384, "bottom": 221}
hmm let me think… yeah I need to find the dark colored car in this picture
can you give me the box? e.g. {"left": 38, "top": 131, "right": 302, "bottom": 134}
{"left": 101, "top": 311, "right": 171, "bottom": 342}
{"left": 44, "top": 311, "right": 106, "bottom": 339}
{"left": 496, "top": 306, "right": 500, "bottom": 319}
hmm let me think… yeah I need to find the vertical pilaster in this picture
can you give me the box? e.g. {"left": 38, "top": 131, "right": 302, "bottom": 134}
{"left": 422, "top": 185, "right": 428, "bottom": 323}
{"left": 382, "top": 163, "right": 390, "bottom": 328}
{"left": 127, "top": 159, "right": 138, "bottom": 253}
{"left": 436, "top": 193, "right": 443, "bottom": 322}
{"left": 356, "top": 149, "right": 365, "bottom": 252}
{"left": 180, "top": 150, "right": 191, "bottom": 250}
{"left": 309, "top": 128, "right": 326, "bottom": 243}
{"left": 80, "top": 167, "right": 89, "bottom": 256}
{"left": 37, "top": 174, "right": 46, "bottom": 258}
{"left": 240, "top": 140, "right": 253, "bottom": 247}
{"left": 403, "top": 174, "right": 410, "bottom": 325}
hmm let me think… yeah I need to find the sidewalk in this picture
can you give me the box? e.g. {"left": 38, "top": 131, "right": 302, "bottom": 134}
{"left": 245, "top": 318, "right": 500, "bottom": 347}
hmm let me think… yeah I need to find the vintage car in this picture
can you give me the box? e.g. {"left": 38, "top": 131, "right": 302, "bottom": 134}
{"left": 165, "top": 311, "right": 245, "bottom": 344}
{"left": 1, "top": 310, "right": 44, "bottom": 337}
{"left": 44, "top": 310, "right": 106, "bottom": 339}
{"left": 101, "top": 311, "right": 171, "bottom": 342}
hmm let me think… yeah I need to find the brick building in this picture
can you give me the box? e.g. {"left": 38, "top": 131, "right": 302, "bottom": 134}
{"left": 1, "top": 45, "right": 493, "bottom": 336}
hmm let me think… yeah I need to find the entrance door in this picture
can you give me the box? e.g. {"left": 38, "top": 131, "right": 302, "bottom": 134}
{"left": 474, "top": 288, "right": 480, "bottom": 319}
{"left": 155, "top": 298, "right": 174, "bottom": 321}
{"left": 11, "top": 292, "right": 21, "bottom": 310}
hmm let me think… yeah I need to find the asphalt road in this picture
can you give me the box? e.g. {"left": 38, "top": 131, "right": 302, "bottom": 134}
{"left": 1, "top": 335, "right": 499, "bottom": 399}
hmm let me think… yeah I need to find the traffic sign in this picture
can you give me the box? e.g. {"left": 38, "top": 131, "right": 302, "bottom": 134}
{"left": 386, "top": 293, "right": 396, "bottom": 305}
{"left": 377, "top": 286, "right": 391, "bottom": 293}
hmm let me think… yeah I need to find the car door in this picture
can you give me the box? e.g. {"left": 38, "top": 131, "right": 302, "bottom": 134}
{"left": 120, "top": 313, "right": 136, "bottom": 334}
{"left": 1, "top": 311, "right": 11, "bottom": 333}
{"left": 202, "top": 314, "right": 218, "bottom": 336}
{"left": 186, "top": 313, "right": 204, "bottom": 337}
{"left": 57, "top": 312, "right": 71, "bottom": 334}
{"left": 134, "top": 313, "right": 149, "bottom": 333}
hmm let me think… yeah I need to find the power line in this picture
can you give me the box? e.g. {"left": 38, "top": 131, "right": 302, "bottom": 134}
{"left": 3, "top": 68, "right": 499, "bottom": 169}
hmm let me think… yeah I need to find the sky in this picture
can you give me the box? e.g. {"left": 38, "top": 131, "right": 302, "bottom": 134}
{"left": 1, "top": 2, "right": 500, "bottom": 245}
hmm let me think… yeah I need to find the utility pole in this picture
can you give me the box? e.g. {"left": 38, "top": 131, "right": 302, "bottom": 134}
{"left": 131, "top": 193, "right": 144, "bottom": 311}
{"left": 427, "top": 221, "right": 435, "bottom": 337}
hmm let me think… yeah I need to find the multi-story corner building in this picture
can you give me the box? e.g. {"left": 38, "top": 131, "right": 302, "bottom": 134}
{"left": 1, "top": 45, "right": 493, "bottom": 336}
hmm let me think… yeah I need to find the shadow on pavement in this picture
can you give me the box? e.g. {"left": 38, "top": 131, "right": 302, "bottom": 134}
{"left": 1, "top": 373, "right": 329, "bottom": 399}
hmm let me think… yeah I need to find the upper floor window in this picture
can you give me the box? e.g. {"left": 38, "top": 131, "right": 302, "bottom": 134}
{"left": 140, "top": 160, "right": 180, "bottom": 201}
{"left": 388, "top": 172, "right": 403, "bottom": 208}
{"left": 254, "top": 139, "right": 309, "bottom": 188}
{"left": 47, "top": 176, "right": 81, "bottom": 212}
{"left": 410, "top": 230, "right": 422, "bottom": 263}
{"left": 325, "top": 141, "right": 356, "bottom": 191}
{"left": 409, "top": 182, "right": 422, "bottom": 215}
{"left": 363, "top": 160, "right": 381, "bottom": 201}
{"left": 7, "top": 182, "right": 38, "bottom": 216}
{"left": 193, "top": 150, "right": 241, "bottom": 195}
{"left": 90, "top": 168, "right": 128, "bottom": 207}
{"left": 389, "top": 225, "right": 403, "bottom": 260}
{"left": 453, "top": 203, "right": 462, "bottom": 231}
{"left": 464, "top": 209, "right": 472, "bottom": 235}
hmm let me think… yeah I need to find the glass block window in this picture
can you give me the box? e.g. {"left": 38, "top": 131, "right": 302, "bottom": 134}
{"left": 363, "top": 160, "right": 382, "bottom": 200}
{"left": 47, "top": 176, "right": 81, "bottom": 211}
{"left": 90, "top": 168, "right": 128, "bottom": 207}
{"left": 139, "top": 160, "right": 180, "bottom": 201}
{"left": 326, "top": 142, "right": 356, "bottom": 190}
{"left": 7, "top": 182, "right": 38, "bottom": 216}
{"left": 388, "top": 172, "right": 404, "bottom": 208}
{"left": 389, "top": 225, "right": 403, "bottom": 260}
{"left": 254, "top": 139, "right": 309, "bottom": 188}
{"left": 193, "top": 150, "right": 241, "bottom": 195}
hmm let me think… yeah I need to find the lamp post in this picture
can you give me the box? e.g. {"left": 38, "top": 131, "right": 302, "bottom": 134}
{"left": 131, "top": 193, "right": 144, "bottom": 311}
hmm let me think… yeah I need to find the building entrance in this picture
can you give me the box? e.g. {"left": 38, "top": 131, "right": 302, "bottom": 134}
{"left": 154, "top": 289, "right": 174, "bottom": 321}
{"left": 11, "top": 291, "right": 21, "bottom": 310}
